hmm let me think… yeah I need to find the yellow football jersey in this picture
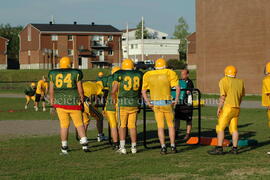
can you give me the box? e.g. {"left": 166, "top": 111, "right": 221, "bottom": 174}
{"left": 262, "top": 75, "right": 270, "bottom": 107}
{"left": 142, "top": 69, "right": 179, "bottom": 101}
{"left": 219, "top": 76, "right": 245, "bottom": 108}
{"left": 83, "top": 81, "right": 103, "bottom": 97}
{"left": 36, "top": 80, "right": 46, "bottom": 95}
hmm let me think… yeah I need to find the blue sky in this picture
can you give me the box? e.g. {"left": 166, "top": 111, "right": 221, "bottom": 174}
{"left": 0, "top": 0, "right": 195, "bottom": 36}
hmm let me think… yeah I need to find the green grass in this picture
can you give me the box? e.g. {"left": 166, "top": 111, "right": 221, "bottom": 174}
{"left": 1, "top": 97, "right": 270, "bottom": 178}
{"left": 202, "top": 94, "right": 261, "bottom": 101}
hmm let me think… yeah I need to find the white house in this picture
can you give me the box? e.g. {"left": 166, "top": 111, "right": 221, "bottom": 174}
{"left": 122, "top": 27, "right": 180, "bottom": 62}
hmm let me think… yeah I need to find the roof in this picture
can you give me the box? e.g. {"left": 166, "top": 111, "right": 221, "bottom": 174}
{"left": 0, "top": 36, "right": 9, "bottom": 41}
{"left": 30, "top": 23, "right": 122, "bottom": 33}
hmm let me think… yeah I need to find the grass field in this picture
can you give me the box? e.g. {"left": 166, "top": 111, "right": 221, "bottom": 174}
{"left": 1, "top": 97, "right": 270, "bottom": 179}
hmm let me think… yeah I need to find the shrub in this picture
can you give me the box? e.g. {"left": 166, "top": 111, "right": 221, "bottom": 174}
{"left": 167, "top": 59, "right": 186, "bottom": 70}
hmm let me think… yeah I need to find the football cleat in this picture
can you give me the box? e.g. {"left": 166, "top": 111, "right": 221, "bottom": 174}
{"left": 60, "top": 146, "right": 69, "bottom": 155}
{"left": 82, "top": 145, "right": 90, "bottom": 153}
{"left": 116, "top": 148, "right": 127, "bottom": 154}
{"left": 267, "top": 152, "right": 270, "bottom": 155}
{"left": 112, "top": 143, "right": 119, "bottom": 151}
{"left": 24, "top": 105, "right": 28, "bottom": 110}
{"left": 228, "top": 147, "right": 238, "bottom": 155}
{"left": 207, "top": 147, "right": 224, "bottom": 155}
{"left": 131, "top": 147, "right": 137, "bottom": 154}
{"left": 43, "top": 107, "right": 46, "bottom": 112}
{"left": 160, "top": 147, "right": 167, "bottom": 155}
{"left": 171, "top": 146, "right": 177, "bottom": 154}
{"left": 97, "top": 134, "right": 108, "bottom": 142}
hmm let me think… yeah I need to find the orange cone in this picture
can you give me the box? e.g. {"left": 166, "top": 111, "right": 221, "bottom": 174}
{"left": 186, "top": 137, "right": 231, "bottom": 147}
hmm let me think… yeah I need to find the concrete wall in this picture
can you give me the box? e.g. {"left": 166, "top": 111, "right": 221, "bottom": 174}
{"left": 196, "top": 0, "right": 270, "bottom": 94}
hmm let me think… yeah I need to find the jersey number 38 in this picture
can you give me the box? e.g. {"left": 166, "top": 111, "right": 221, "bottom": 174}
{"left": 123, "top": 76, "right": 140, "bottom": 91}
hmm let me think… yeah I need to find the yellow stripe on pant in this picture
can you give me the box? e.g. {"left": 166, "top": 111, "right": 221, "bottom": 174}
{"left": 119, "top": 107, "right": 139, "bottom": 129}
{"left": 267, "top": 110, "right": 270, "bottom": 128}
{"left": 153, "top": 105, "right": 174, "bottom": 128}
{"left": 56, "top": 108, "right": 83, "bottom": 128}
{"left": 105, "top": 111, "right": 117, "bottom": 128}
{"left": 216, "top": 105, "right": 240, "bottom": 134}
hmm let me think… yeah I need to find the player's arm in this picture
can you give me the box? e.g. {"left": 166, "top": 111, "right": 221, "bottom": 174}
{"left": 141, "top": 73, "right": 153, "bottom": 108}
{"left": 111, "top": 81, "right": 119, "bottom": 105}
{"left": 217, "top": 80, "right": 226, "bottom": 117}
{"left": 77, "top": 81, "right": 84, "bottom": 104}
{"left": 169, "top": 70, "right": 180, "bottom": 105}
{"left": 49, "top": 81, "right": 54, "bottom": 106}
{"left": 173, "top": 85, "right": 180, "bottom": 105}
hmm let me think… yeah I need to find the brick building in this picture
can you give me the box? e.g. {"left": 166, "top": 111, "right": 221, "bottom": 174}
{"left": 190, "top": 0, "right": 270, "bottom": 94}
{"left": 0, "top": 36, "right": 9, "bottom": 69}
{"left": 187, "top": 32, "right": 196, "bottom": 70}
{"left": 19, "top": 22, "right": 122, "bottom": 69}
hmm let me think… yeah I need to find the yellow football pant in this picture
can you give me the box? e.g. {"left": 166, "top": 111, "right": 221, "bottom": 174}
{"left": 25, "top": 95, "right": 35, "bottom": 104}
{"left": 153, "top": 105, "right": 174, "bottom": 129}
{"left": 105, "top": 111, "right": 117, "bottom": 128}
{"left": 56, "top": 108, "right": 83, "bottom": 128}
{"left": 216, "top": 105, "right": 240, "bottom": 134}
{"left": 119, "top": 107, "right": 138, "bottom": 129}
{"left": 82, "top": 102, "right": 99, "bottom": 126}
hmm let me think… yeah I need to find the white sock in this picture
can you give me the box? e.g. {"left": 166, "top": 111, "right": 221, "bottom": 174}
{"left": 171, "top": 144, "right": 175, "bottom": 147}
{"left": 120, "top": 140, "right": 125, "bottom": 149}
{"left": 161, "top": 144, "right": 166, "bottom": 148}
{"left": 80, "top": 137, "right": 88, "bottom": 145}
{"left": 98, "top": 133, "right": 103, "bottom": 137}
{"left": 61, "top": 141, "right": 68, "bottom": 147}
{"left": 131, "top": 143, "right": 136, "bottom": 148}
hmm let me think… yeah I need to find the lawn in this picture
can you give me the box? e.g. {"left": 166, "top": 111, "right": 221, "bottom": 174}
{"left": 1, "top": 97, "right": 270, "bottom": 179}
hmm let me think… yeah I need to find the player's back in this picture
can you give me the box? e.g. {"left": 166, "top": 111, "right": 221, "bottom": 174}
{"left": 143, "top": 69, "right": 178, "bottom": 101}
{"left": 114, "top": 70, "right": 143, "bottom": 99}
{"left": 219, "top": 76, "right": 245, "bottom": 107}
{"left": 48, "top": 68, "right": 83, "bottom": 106}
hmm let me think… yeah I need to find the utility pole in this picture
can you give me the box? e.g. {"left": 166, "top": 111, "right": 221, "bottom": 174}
{"left": 126, "top": 23, "right": 129, "bottom": 59}
{"left": 141, "top": 16, "right": 144, "bottom": 62}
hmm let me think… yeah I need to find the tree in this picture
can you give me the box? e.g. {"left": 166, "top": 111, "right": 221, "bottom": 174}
{"left": 167, "top": 59, "right": 187, "bottom": 70}
{"left": 135, "top": 20, "right": 150, "bottom": 39}
{"left": 0, "top": 24, "right": 23, "bottom": 60}
{"left": 173, "top": 17, "right": 190, "bottom": 60}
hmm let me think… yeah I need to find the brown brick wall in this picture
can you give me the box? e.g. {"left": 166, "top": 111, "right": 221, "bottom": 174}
{"left": 0, "top": 37, "right": 8, "bottom": 65}
{"left": 196, "top": 0, "right": 270, "bottom": 94}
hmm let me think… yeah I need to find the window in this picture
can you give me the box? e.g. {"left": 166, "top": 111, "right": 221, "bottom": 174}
{"left": 68, "top": 49, "right": 74, "bottom": 56}
{"left": 131, "top": 44, "right": 134, "bottom": 49}
{"left": 68, "top": 35, "right": 73, "bottom": 41}
{"left": 108, "top": 35, "right": 113, "bottom": 41}
{"left": 51, "top": 35, "right": 58, "bottom": 41}
{"left": 108, "top": 50, "right": 114, "bottom": 56}
{"left": 28, "top": 50, "right": 31, "bottom": 56}
{"left": 53, "top": 49, "right": 59, "bottom": 56}
{"left": 27, "top": 26, "right": 31, "bottom": 41}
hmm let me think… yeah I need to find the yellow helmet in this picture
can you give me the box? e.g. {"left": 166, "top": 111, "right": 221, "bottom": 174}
{"left": 60, "top": 56, "right": 72, "bottom": 69}
{"left": 98, "top": 72, "right": 104, "bottom": 77}
{"left": 122, "top": 59, "right": 134, "bottom": 70}
{"left": 224, "top": 65, "right": 237, "bottom": 77}
{"left": 265, "top": 62, "right": 270, "bottom": 75}
{"left": 111, "top": 66, "right": 120, "bottom": 74}
{"left": 155, "top": 58, "right": 167, "bottom": 69}
{"left": 31, "top": 82, "right": 36, "bottom": 87}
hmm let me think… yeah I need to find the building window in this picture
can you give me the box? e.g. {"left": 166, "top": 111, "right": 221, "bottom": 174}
{"left": 27, "top": 26, "right": 31, "bottom": 41}
{"left": 108, "top": 50, "right": 114, "bottom": 56}
{"left": 68, "top": 35, "right": 73, "bottom": 41}
{"left": 131, "top": 44, "right": 134, "bottom": 49}
{"left": 51, "top": 35, "right": 58, "bottom": 41}
{"left": 108, "top": 35, "right": 113, "bottom": 41}
{"left": 68, "top": 49, "right": 74, "bottom": 56}
{"left": 28, "top": 50, "right": 31, "bottom": 56}
{"left": 53, "top": 49, "right": 59, "bottom": 56}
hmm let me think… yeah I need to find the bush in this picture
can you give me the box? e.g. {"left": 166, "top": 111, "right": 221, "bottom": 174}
{"left": 167, "top": 59, "right": 186, "bottom": 70}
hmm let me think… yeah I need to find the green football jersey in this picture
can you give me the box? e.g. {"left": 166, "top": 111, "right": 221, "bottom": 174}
{"left": 48, "top": 68, "right": 83, "bottom": 106}
{"left": 24, "top": 86, "right": 36, "bottom": 96}
{"left": 104, "top": 75, "right": 116, "bottom": 111}
{"left": 96, "top": 76, "right": 108, "bottom": 88}
{"left": 113, "top": 70, "right": 143, "bottom": 107}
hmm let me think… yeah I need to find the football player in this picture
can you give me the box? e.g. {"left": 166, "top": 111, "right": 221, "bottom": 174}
{"left": 82, "top": 81, "right": 107, "bottom": 142}
{"left": 142, "top": 58, "right": 180, "bottom": 155}
{"left": 34, "top": 76, "right": 48, "bottom": 112}
{"left": 112, "top": 59, "right": 143, "bottom": 154}
{"left": 262, "top": 62, "right": 270, "bottom": 155}
{"left": 48, "top": 56, "right": 89, "bottom": 154}
{"left": 208, "top": 66, "right": 245, "bottom": 155}
{"left": 24, "top": 82, "right": 36, "bottom": 109}
{"left": 103, "top": 66, "right": 121, "bottom": 150}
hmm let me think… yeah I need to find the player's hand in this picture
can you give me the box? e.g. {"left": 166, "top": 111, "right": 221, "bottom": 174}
{"left": 147, "top": 102, "right": 153, "bottom": 109}
{"left": 172, "top": 99, "right": 179, "bottom": 106}
{"left": 267, "top": 106, "right": 270, "bottom": 110}
{"left": 217, "top": 108, "right": 222, "bottom": 117}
